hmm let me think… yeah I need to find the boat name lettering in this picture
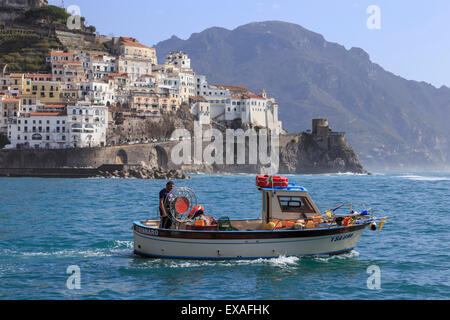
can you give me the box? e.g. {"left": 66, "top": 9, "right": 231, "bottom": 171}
{"left": 137, "top": 226, "right": 159, "bottom": 236}
{"left": 331, "top": 233, "right": 354, "bottom": 242}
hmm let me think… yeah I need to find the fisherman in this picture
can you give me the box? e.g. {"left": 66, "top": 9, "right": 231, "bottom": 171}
{"left": 159, "top": 181, "right": 174, "bottom": 229}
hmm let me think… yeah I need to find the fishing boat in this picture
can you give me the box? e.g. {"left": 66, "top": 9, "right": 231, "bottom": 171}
{"left": 133, "top": 176, "right": 387, "bottom": 260}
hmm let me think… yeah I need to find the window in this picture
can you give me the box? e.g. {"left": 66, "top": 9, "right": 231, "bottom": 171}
{"left": 32, "top": 134, "right": 42, "bottom": 141}
{"left": 277, "top": 196, "right": 314, "bottom": 214}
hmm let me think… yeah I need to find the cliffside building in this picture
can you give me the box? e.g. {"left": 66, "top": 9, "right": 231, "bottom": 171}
{"left": 166, "top": 51, "right": 191, "bottom": 71}
{"left": 193, "top": 82, "right": 282, "bottom": 132}
{"left": 110, "top": 37, "right": 157, "bottom": 82}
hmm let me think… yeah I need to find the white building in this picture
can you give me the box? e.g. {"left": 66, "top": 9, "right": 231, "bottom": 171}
{"left": 196, "top": 83, "right": 282, "bottom": 132}
{"left": 90, "top": 55, "right": 117, "bottom": 80}
{"left": 8, "top": 110, "right": 69, "bottom": 149}
{"left": 178, "top": 71, "right": 196, "bottom": 102}
{"left": 7, "top": 103, "right": 108, "bottom": 149}
{"left": 131, "top": 74, "right": 156, "bottom": 90}
{"left": 166, "top": 51, "right": 191, "bottom": 70}
{"left": 77, "top": 80, "right": 115, "bottom": 106}
{"left": 189, "top": 96, "right": 210, "bottom": 125}
{"left": 114, "top": 37, "right": 156, "bottom": 82}
{"left": 67, "top": 103, "right": 108, "bottom": 148}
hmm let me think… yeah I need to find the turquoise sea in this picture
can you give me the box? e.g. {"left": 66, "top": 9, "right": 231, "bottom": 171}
{"left": 0, "top": 173, "right": 449, "bottom": 300}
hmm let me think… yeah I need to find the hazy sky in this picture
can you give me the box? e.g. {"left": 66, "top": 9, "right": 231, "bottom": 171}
{"left": 49, "top": 0, "right": 450, "bottom": 88}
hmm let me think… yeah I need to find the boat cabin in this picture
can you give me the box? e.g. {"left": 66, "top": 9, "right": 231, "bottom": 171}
{"left": 259, "top": 184, "right": 321, "bottom": 224}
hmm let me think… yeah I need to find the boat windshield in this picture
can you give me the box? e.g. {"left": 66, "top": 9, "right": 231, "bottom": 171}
{"left": 277, "top": 195, "right": 316, "bottom": 214}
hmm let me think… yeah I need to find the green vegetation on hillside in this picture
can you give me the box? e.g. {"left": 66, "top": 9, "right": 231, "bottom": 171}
{"left": 0, "top": 5, "right": 98, "bottom": 73}
{"left": 21, "top": 5, "right": 70, "bottom": 28}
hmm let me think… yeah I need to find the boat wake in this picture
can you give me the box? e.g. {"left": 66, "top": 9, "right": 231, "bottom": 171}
{"left": 5, "top": 240, "right": 135, "bottom": 259}
{"left": 312, "top": 250, "right": 360, "bottom": 262}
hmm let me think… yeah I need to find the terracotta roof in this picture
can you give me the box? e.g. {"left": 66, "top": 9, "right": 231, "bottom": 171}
{"left": 51, "top": 51, "right": 73, "bottom": 57}
{"left": 54, "top": 60, "right": 81, "bottom": 64}
{"left": 2, "top": 98, "right": 20, "bottom": 102}
{"left": 120, "top": 37, "right": 150, "bottom": 49}
{"left": 108, "top": 73, "right": 128, "bottom": 78}
{"left": 245, "top": 93, "right": 266, "bottom": 100}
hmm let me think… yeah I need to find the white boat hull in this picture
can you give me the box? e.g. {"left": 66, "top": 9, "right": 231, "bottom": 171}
{"left": 133, "top": 223, "right": 367, "bottom": 259}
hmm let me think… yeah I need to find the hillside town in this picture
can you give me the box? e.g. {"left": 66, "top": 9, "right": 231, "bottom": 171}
{"left": 0, "top": 35, "right": 283, "bottom": 150}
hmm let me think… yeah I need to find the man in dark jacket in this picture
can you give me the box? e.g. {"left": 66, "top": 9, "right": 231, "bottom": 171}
{"left": 159, "top": 181, "right": 174, "bottom": 229}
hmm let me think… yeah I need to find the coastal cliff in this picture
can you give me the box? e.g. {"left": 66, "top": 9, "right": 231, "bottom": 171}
{"left": 278, "top": 119, "right": 367, "bottom": 174}
{"left": 279, "top": 133, "right": 367, "bottom": 174}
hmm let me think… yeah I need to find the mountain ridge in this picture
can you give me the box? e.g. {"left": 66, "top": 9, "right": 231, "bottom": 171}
{"left": 155, "top": 20, "right": 450, "bottom": 170}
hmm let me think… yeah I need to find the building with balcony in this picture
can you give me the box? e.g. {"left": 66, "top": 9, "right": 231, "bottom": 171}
{"left": 67, "top": 103, "right": 108, "bottom": 148}
{"left": 6, "top": 103, "right": 108, "bottom": 149}
{"left": 8, "top": 110, "right": 68, "bottom": 149}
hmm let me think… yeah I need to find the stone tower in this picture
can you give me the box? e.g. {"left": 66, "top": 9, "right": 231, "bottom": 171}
{"left": 312, "top": 119, "right": 329, "bottom": 136}
{"left": 260, "top": 89, "right": 267, "bottom": 99}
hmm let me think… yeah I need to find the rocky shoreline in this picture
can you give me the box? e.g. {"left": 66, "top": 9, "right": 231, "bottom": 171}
{"left": 97, "top": 166, "right": 190, "bottom": 180}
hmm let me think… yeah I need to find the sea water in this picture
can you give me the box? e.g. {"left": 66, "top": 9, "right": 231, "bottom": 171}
{"left": 0, "top": 173, "right": 449, "bottom": 300}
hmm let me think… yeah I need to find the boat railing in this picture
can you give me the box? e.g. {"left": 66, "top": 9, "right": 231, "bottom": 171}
{"left": 316, "top": 203, "right": 374, "bottom": 217}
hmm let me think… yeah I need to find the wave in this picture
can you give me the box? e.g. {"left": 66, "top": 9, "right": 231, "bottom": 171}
{"left": 8, "top": 240, "right": 134, "bottom": 259}
{"left": 313, "top": 250, "right": 360, "bottom": 262}
{"left": 398, "top": 175, "right": 450, "bottom": 181}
